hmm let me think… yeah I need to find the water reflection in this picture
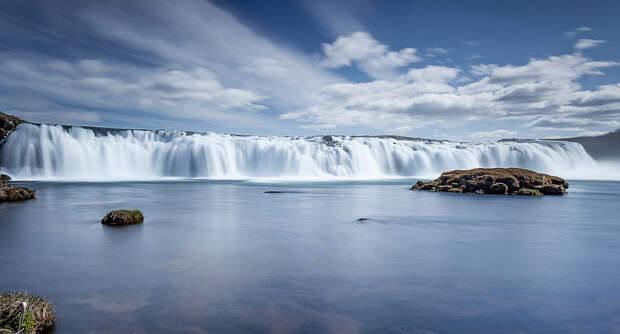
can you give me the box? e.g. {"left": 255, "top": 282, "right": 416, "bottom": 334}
{"left": 0, "top": 180, "right": 619, "bottom": 333}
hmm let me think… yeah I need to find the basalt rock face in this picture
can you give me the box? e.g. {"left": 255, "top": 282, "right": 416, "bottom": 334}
{"left": 0, "top": 112, "right": 23, "bottom": 142}
{"left": 0, "top": 173, "right": 36, "bottom": 202}
{"left": 101, "top": 209, "right": 144, "bottom": 226}
{"left": 411, "top": 168, "right": 569, "bottom": 196}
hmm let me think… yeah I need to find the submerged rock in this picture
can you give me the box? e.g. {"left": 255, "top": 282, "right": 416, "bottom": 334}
{"left": 411, "top": 168, "right": 568, "bottom": 196}
{"left": 101, "top": 209, "right": 144, "bottom": 226}
{"left": 0, "top": 174, "right": 36, "bottom": 202}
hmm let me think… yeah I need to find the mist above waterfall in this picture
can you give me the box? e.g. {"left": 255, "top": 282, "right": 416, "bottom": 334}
{"left": 0, "top": 123, "right": 615, "bottom": 181}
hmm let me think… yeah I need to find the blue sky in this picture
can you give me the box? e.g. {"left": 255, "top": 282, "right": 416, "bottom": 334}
{"left": 1, "top": 0, "right": 619, "bottom": 140}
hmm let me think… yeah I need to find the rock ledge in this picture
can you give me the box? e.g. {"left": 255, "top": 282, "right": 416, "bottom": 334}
{"left": 411, "top": 168, "right": 568, "bottom": 196}
{"left": 0, "top": 112, "right": 23, "bottom": 142}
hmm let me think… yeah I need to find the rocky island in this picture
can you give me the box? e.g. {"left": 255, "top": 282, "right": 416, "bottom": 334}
{"left": 411, "top": 168, "right": 569, "bottom": 196}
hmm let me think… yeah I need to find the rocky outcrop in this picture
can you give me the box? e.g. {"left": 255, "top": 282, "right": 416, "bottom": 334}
{"left": 411, "top": 168, "right": 569, "bottom": 196}
{"left": 0, "top": 112, "right": 23, "bottom": 142}
{"left": 101, "top": 209, "right": 144, "bottom": 226}
{"left": 0, "top": 174, "right": 36, "bottom": 202}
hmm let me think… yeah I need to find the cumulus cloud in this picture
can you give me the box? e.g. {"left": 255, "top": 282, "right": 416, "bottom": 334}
{"left": 407, "top": 66, "right": 460, "bottom": 83}
{"left": 320, "top": 31, "right": 421, "bottom": 79}
{"left": 284, "top": 54, "right": 620, "bottom": 133}
{"left": 574, "top": 39, "right": 606, "bottom": 50}
{"left": 1, "top": 1, "right": 619, "bottom": 138}
{"left": 469, "top": 129, "right": 518, "bottom": 139}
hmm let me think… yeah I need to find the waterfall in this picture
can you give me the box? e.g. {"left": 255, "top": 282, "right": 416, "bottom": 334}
{"left": 0, "top": 123, "right": 611, "bottom": 181}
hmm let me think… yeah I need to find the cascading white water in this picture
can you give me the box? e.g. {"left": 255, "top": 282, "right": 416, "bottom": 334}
{"left": 0, "top": 123, "right": 611, "bottom": 181}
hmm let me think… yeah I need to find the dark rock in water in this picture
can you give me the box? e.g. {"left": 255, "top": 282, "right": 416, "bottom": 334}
{"left": 0, "top": 174, "right": 11, "bottom": 184}
{"left": 540, "top": 184, "right": 565, "bottom": 195}
{"left": 101, "top": 209, "right": 144, "bottom": 226}
{"left": 0, "top": 174, "right": 36, "bottom": 202}
{"left": 411, "top": 168, "right": 568, "bottom": 196}
{"left": 0, "top": 186, "right": 36, "bottom": 202}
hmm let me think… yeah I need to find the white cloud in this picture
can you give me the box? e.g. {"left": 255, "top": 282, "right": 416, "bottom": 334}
{"left": 299, "top": 0, "right": 364, "bottom": 36}
{"left": 407, "top": 66, "right": 460, "bottom": 83}
{"left": 320, "top": 32, "right": 386, "bottom": 68}
{"left": 0, "top": 56, "right": 267, "bottom": 122}
{"left": 425, "top": 48, "right": 450, "bottom": 57}
{"left": 1, "top": 3, "right": 618, "bottom": 138}
{"left": 576, "top": 130, "right": 607, "bottom": 137}
{"left": 0, "top": 0, "right": 343, "bottom": 132}
{"left": 565, "top": 26, "right": 592, "bottom": 38}
{"left": 320, "top": 31, "right": 421, "bottom": 79}
{"left": 574, "top": 39, "right": 606, "bottom": 50}
{"left": 469, "top": 129, "right": 518, "bottom": 139}
{"left": 283, "top": 54, "right": 620, "bottom": 132}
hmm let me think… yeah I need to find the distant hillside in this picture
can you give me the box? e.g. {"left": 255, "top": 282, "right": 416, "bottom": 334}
{"left": 558, "top": 130, "right": 620, "bottom": 161}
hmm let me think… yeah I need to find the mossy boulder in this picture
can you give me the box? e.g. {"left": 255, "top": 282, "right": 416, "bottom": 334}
{"left": 101, "top": 209, "right": 144, "bottom": 226}
{"left": 514, "top": 188, "right": 543, "bottom": 196}
{"left": 0, "top": 174, "right": 36, "bottom": 202}
{"left": 411, "top": 181, "right": 439, "bottom": 191}
{"left": 411, "top": 168, "right": 568, "bottom": 196}
{"left": 0, "top": 291, "right": 55, "bottom": 333}
{"left": 438, "top": 185, "right": 454, "bottom": 192}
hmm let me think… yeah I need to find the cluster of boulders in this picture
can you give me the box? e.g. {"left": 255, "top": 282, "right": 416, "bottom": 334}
{"left": 411, "top": 168, "right": 569, "bottom": 196}
{"left": 0, "top": 112, "right": 23, "bottom": 142}
{"left": 0, "top": 174, "right": 36, "bottom": 202}
{"left": 101, "top": 209, "right": 144, "bottom": 226}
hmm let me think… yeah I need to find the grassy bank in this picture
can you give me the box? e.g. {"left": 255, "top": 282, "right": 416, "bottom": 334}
{"left": 0, "top": 292, "right": 54, "bottom": 333}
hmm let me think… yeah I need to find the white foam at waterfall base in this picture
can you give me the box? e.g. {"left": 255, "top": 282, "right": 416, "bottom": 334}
{"left": 0, "top": 123, "right": 617, "bottom": 181}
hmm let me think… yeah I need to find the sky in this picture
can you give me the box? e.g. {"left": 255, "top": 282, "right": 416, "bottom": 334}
{"left": 0, "top": 0, "right": 619, "bottom": 141}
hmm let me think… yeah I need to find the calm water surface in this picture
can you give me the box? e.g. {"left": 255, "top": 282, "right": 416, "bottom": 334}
{"left": 1, "top": 179, "right": 619, "bottom": 333}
